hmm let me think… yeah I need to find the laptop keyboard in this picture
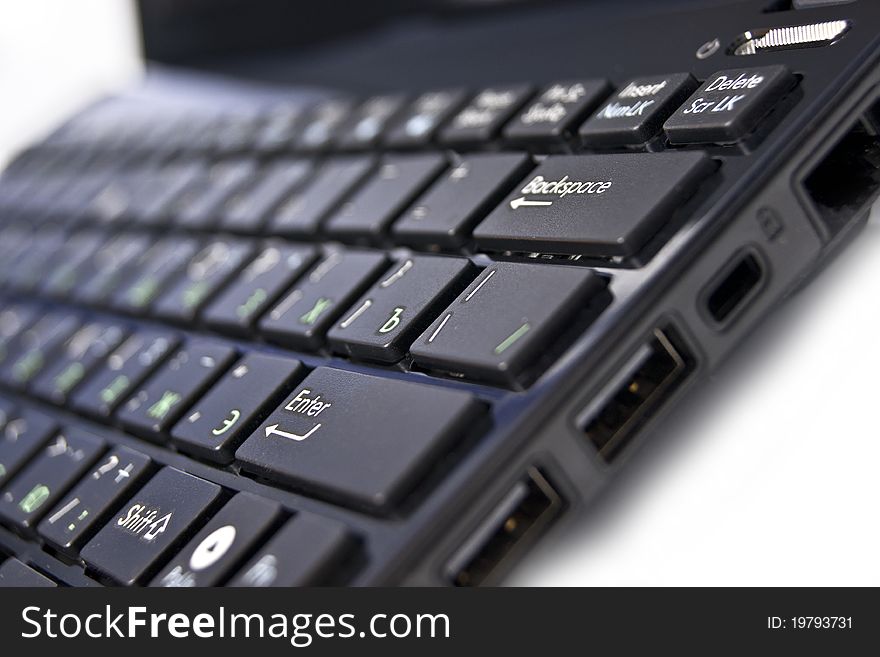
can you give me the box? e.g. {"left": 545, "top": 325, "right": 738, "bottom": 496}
{"left": 0, "top": 65, "right": 798, "bottom": 586}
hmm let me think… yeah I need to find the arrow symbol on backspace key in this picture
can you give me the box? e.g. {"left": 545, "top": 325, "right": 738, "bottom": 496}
{"left": 265, "top": 423, "right": 321, "bottom": 442}
{"left": 509, "top": 196, "right": 553, "bottom": 210}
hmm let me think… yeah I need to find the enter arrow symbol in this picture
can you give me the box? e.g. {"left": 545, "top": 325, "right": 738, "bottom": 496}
{"left": 264, "top": 423, "right": 321, "bottom": 442}
{"left": 509, "top": 196, "right": 553, "bottom": 210}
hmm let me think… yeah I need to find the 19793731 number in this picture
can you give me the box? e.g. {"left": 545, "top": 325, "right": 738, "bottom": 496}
{"left": 768, "top": 617, "right": 853, "bottom": 630}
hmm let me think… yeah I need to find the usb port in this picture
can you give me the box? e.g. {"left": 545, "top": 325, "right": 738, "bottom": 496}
{"left": 578, "top": 326, "right": 693, "bottom": 462}
{"left": 446, "top": 467, "right": 563, "bottom": 586}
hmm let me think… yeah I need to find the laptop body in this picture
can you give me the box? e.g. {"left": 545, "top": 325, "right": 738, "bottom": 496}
{"left": 0, "top": 0, "right": 877, "bottom": 586}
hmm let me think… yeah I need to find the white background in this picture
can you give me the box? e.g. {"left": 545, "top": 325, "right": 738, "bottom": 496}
{"left": 1, "top": 0, "right": 878, "bottom": 586}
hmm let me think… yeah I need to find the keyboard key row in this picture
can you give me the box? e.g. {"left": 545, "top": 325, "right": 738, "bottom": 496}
{"left": 1, "top": 243, "right": 611, "bottom": 387}
{"left": 0, "top": 308, "right": 496, "bottom": 512}
{"left": 2, "top": 152, "right": 723, "bottom": 271}
{"left": 31, "top": 65, "right": 796, "bottom": 158}
{"left": 0, "top": 404, "right": 360, "bottom": 586}
{"left": 3, "top": 65, "right": 793, "bottom": 238}
{"left": 0, "top": 260, "right": 610, "bottom": 522}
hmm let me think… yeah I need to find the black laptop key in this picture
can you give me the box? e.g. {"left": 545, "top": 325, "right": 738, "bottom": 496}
{"left": 81, "top": 467, "right": 223, "bottom": 585}
{"left": 131, "top": 161, "right": 206, "bottom": 226}
{"left": 63, "top": 171, "right": 118, "bottom": 223}
{"left": 228, "top": 513, "right": 355, "bottom": 587}
{"left": 236, "top": 367, "right": 485, "bottom": 512}
{"left": 152, "top": 165, "right": 211, "bottom": 222}
{"left": 116, "top": 340, "right": 236, "bottom": 438}
{"left": 174, "top": 114, "right": 219, "bottom": 152}
{"left": 473, "top": 152, "right": 715, "bottom": 258}
{"left": 439, "top": 85, "right": 533, "bottom": 146}
{"left": 0, "top": 408, "right": 58, "bottom": 486}
{"left": 74, "top": 233, "right": 153, "bottom": 306}
{"left": 113, "top": 238, "right": 200, "bottom": 314}
{"left": 324, "top": 154, "right": 447, "bottom": 239}
{"left": 411, "top": 262, "right": 607, "bottom": 385}
{"left": 30, "top": 321, "right": 127, "bottom": 404}
{"left": 203, "top": 243, "right": 318, "bottom": 335}
{"left": 295, "top": 99, "right": 353, "bottom": 151}
{"left": 0, "top": 430, "right": 104, "bottom": 529}
{"left": 4, "top": 230, "right": 66, "bottom": 293}
{"left": 85, "top": 177, "right": 135, "bottom": 226}
{"left": 0, "top": 304, "right": 39, "bottom": 369}
{"left": 213, "top": 113, "right": 262, "bottom": 154}
{"left": 384, "top": 89, "right": 469, "bottom": 148}
{"left": 504, "top": 79, "right": 610, "bottom": 145}
{"left": 172, "top": 352, "right": 304, "bottom": 463}
{"left": 328, "top": 255, "right": 476, "bottom": 364}
{"left": 152, "top": 492, "right": 281, "bottom": 587}
{"left": 336, "top": 94, "right": 407, "bottom": 150}
{"left": 1, "top": 312, "right": 80, "bottom": 389}
{"left": 111, "top": 165, "right": 170, "bottom": 224}
{"left": 70, "top": 330, "right": 179, "bottom": 418}
{"left": 221, "top": 160, "right": 312, "bottom": 233}
{"left": 579, "top": 73, "right": 699, "bottom": 147}
{"left": 254, "top": 104, "right": 306, "bottom": 152}
{"left": 175, "top": 159, "right": 258, "bottom": 230}
{"left": 39, "top": 232, "right": 106, "bottom": 298}
{"left": 38, "top": 446, "right": 152, "bottom": 554}
{"left": 260, "top": 249, "right": 389, "bottom": 350}
{"left": 664, "top": 65, "right": 797, "bottom": 144}
{"left": 0, "top": 231, "right": 35, "bottom": 286}
{"left": 0, "top": 558, "right": 57, "bottom": 587}
{"left": 269, "top": 157, "right": 376, "bottom": 236}
{"left": 152, "top": 239, "right": 254, "bottom": 323}
{"left": 393, "top": 153, "right": 534, "bottom": 247}
{"left": 54, "top": 171, "right": 114, "bottom": 224}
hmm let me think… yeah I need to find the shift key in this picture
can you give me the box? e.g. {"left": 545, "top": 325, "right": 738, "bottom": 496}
{"left": 81, "top": 467, "right": 223, "bottom": 585}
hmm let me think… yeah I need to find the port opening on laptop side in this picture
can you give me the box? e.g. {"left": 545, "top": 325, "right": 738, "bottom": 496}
{"left": 702, "top": 249, "right": 766, "bottom": 327}
{"left": 576, "top": 324, "right": 695, "bottom": 463}
{"left": 802, "top": 94, "right": 880, "bottom": 237}
{"left": 444, "top": 467, "right": 564, "bottom": 587}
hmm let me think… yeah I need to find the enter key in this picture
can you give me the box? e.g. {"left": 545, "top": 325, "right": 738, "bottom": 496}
{"left": 235, "top": 367, "right": 485, "bottom": 513}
